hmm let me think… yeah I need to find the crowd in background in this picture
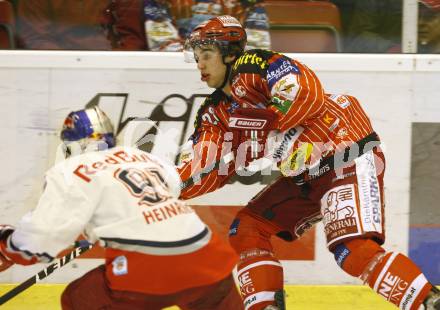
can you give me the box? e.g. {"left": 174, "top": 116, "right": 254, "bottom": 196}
{"left": 0, "top": 0, "right": 440, "bottom": 53}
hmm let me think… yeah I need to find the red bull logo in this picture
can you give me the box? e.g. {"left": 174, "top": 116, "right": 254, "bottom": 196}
{"left": 63, "top": 114, "right": 79, "bottom": 129}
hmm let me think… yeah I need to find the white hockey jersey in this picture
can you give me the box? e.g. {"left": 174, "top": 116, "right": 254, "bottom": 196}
{"left": 10, "top": 146, "right": 210, "bottom": 260}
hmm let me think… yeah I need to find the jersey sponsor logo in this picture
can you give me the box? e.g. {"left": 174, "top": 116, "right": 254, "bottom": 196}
{"left": 308, "top": 163, "right": 330, "bottom": 179}
{"left": 233, "top": 52, "right": 268, "bottom": 71}
{"left": 238, "top": 271, "right": 255, "bottom": 295}
{"left": 62, "top": 113, "right": 78, "bottom": 129}
{"left": 243, "top": 291, "right": 276, "bottom": 309}
{"left": 279, "top": 142, "right": 312, "bottom": 177}
{"left": 378, "top": 272, "right": 409, "bottom": 304}
{"left": 332, "top": 171, "right": 355, "bottom": 182}
{"left": 244, "top": 295, "right": 257, "bottom": 308}
{"left": 270, "top": 74, "right": 299, "bottom": 102}
{"left": 324, "top": 190, "right": 355, "bottom": 222}
{"left": 336, "top": 127, "right": 348, "bottom": 139}
{"left": 332, "top": 94, "right": 351, "bottom": 109}
{"left": 73, "top": 150, "right": 152, "bottom": 182}
{"left": 271, "top": 96, "right": 292, "bottom": 115}
{"left": 112, "top": 255, "right": 128, "bottom": 276}
{"left": 272, "top": 127, "right": 301, "bottom": 161}
{"left": 323, "top": 113, "right": 334, "bottom": 125}
{"left": 234, "top": 85, "right": 247, "bottom": 98}
{"left": 178, "top": 148, "right": 194, "bottom": 164}
{"left": 294, "top": 212, "right": 322, "bottom": 237}
{"left": 329, "top": 118, "right": 340, "bottom": 132}
{"left": 333, "top": 243, "right": 351, "bottom": 267}
{"left": 356, "top": 151, "right": 382, "bottom": 232}
{"left": 322, "top": 184, "right": 361, "bottom": 246}
{"left": 401, "top": 286, "right": 417, "bottom": 310}
{"left": 229, "top": 218, "right": 240, "bottom": 236}
{"left": 267, "top": 58, "right": 300, "bottom": 89}
{"left": 368, "top": 174, "right": 381, "bottom": 224}
{"left": 400, "top": 274, "right": 429, "bottom": 310}
{"left": 229, "top": 117, "right": 267, "bottom": 129}
{"left": 370, "top": 182, "right": 380, "bottom": 224}
{"left": 227, "top": 101, "right": 240, "bottom": 114}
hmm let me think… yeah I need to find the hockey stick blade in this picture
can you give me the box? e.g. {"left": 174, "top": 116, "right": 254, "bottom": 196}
{"left": 0, "top": 243, "right": 92, "bottom": 306}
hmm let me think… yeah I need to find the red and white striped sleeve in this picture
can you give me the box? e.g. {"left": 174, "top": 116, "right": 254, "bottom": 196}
{"left": 230, "top": 52, "right": 325, "bottom": 132}
{"left": 177, "top": 121, "right": 235, "bottom": 200}
{"left": 269, "top": 59, "right": 326, "bottom": 132}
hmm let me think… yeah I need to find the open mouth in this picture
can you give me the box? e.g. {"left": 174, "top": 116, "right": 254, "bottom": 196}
{"left": 201, "top": 73, "right": 209, "bottom": 82}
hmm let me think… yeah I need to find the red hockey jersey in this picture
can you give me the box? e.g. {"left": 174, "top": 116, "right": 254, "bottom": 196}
{"left": 178, "top": 49, "right": 378, "bottom": 199}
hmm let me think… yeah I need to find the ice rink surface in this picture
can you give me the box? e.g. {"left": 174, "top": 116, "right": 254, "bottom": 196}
{"left": 0, "top": 284, "right": 403, "bottom": 310}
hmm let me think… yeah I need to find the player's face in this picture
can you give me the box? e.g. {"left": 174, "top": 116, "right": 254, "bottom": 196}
{"left": 194, "top": 45, "right": 227, "bottom": 89}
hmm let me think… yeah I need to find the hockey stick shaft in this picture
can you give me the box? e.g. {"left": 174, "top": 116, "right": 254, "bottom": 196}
{"left": 180, "top": 152, "right": 233, "bottom": 189}
{"left": 0, "top": 243, "right": 92, "bottom": 305}
{"left": 180, "top": 132, "right": 381, "bottom": 189}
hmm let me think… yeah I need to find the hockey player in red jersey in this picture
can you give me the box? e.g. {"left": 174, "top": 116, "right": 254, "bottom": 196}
{"left": 0, "top": 106, "right": 243, "bottom": 310}
{"left": 177, "top": 15, "right": 440, "bottom": 310}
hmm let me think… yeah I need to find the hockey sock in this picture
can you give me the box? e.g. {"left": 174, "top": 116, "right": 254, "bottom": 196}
{"left": 236, "top": 251, "right": 284, "bottom": 310}
{"left": 367, "top": 252, "right": 432, "bottom": 310}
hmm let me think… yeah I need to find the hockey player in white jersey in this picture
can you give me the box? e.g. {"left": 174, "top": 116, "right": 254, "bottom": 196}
{"left": 0, "top": 106, "right": 243, "bottom": 310}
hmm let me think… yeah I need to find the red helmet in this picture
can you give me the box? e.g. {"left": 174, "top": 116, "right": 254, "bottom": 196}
{"left": 186, "top": 15, "right": 247, "bottom": 58}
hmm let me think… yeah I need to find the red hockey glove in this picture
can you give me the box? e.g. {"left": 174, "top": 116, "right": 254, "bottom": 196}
{"left": 0, "top": 225, "right": 15, "bottom": 272}
{"left": 0, "top": 251, "right": 13, "bottom": 272}
{"left": 228, "top": 108, "right": 278, "bottom": 163}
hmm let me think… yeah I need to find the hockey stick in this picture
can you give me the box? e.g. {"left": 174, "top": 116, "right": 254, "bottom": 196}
{"left": 0, "top": 241, "right": 92, "bottom": 306}
{"left": 179, "top": 127, "right": 305, "bottom": 190}
{"left": 179, "top": 149, "right": 282, "bottom": 189}
{"left": 180, "top": 132, "right": 381, "bottom": 189}
{"left": 180, "top": 151, "right": 235, "bottom": 189}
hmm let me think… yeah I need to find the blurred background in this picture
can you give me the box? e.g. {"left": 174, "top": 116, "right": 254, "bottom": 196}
{"left": 0, "top": 0, "right": 439, "bottom": 54}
